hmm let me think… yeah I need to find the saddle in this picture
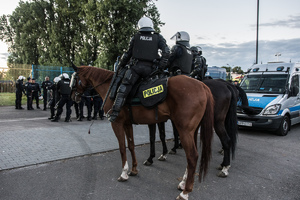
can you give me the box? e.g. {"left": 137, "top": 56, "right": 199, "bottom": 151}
{"left": 127, "top": 75, "right": 168, "bottom": 109}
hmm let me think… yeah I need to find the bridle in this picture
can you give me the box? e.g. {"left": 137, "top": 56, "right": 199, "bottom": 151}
{"left": 70, "top": 71, "right": 107, "bottom": 99}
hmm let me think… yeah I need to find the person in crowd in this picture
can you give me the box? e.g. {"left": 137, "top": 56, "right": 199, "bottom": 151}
{"left": 51, "top": 73, "right": 72, "bottom": 122}
{"left": 167, "top": 31, "right": 193, "bottom": 76}
{"left": 15, "top": 75, "right": 26, "bottom": 110}
{"left": 31, "top": 78, "right": 41, "bottom": 109}
{"left": 189, "top": 46, "right": 207, "bottom": 81}
{"left": 90, "top": 89, "right": 104, "bottom": 120}
{"left": 24, "top": 77, "right": 33, "bottom": 110}
{"left": 48, "top": 77, "right": 61, "bottom": 120}
{"left": 41, "top": 76, "right": 53, "bottom": 110}
{"left": 77, "top": 90, "right": 92, "bottom": 121}
{"left": 108, "top": 16, "right": 170, "bottom": 122}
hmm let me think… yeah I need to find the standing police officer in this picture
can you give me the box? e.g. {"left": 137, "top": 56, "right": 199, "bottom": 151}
{"left": 190, "top": 46, "right": 207, "bottom": 81}
{"left": 48, "top": 77, "right": 61, "bottom": 120}
{"left": 167, "top": 31, "right": 193, "bottom": 76}
{"left": 51, "top": 73, "right": 72, "bottom": 122}
{"left": 41, "top": 76, "right": 53, "bottom": 110}
{"left": 24, "top": 77, "right": 34, "bottom": 110}
{"left": 108, "top": 16, "right": 170, "bottom": 122}
{"left": 15, "top": 75, "right": 26, "bottom": 109}
{"left": 31, "top": 78, "right": 41, "bottom": 109}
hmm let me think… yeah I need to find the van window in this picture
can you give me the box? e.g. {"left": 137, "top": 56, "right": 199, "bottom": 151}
{"left": 240, "top": 74, "right": 288, "bottom": 94}
{"left": 290, "top": 75, "right": 299, "bottom": 96}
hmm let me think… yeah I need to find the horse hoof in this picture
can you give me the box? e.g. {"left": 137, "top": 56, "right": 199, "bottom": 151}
{"left": 176, "top": 192, "right": 189, "bottom": 200}
{"left": 217, "top": 171, "right": 228, "bottom": 178}
{"left": 158, "top": 154, "right": 167, "bottom": 161}
{"left": 143, "top": 160, "right": 153, "bottom": 166}
{"left": 128, "top": 170, "right": 138, "bottom": 176}
{"left": 177, "top": 182, "right": 185, "bottom": 191}
{"left": 168, "top": 149, "right": 176, "bottom": 154}
{"left": 117, "top": 176, "right": 128, "bottom": 182}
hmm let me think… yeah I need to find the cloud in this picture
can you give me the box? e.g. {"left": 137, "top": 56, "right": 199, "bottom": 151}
{"left": 197, "top": 38, "right": 300, "bottom": 71}
{"left": 253, "top": 15, "right": 300, "bottom": 29}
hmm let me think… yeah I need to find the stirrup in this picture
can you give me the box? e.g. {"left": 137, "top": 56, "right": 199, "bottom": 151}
{"left": 107, "top": 111, "right": 119, "bottom": 122}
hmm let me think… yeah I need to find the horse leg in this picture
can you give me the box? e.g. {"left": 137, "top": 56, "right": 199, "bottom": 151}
{"left": 169, "top": 121, "right": 179, "bottom": 154}
{"left": 176, "top": 130, "right": 198, "bottom": 200}
{"left": 143, "top": 124, "right": 156, "bottom": 166}
{"left": 124, "top": 124, "right": 138, "bottom": 176}
{"left": 214, "top": 122, "right": 231, "bottom": 177}
{"left": 112, "top": 125, "right": 129, "bottom": 182}
{"left": 157, "top": 122, "right": 168, "bottom": 161}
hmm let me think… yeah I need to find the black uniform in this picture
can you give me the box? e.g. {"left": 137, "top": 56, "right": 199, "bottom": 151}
{"left": 41, "top": 80, "right": 53, "bottom": 110}
{"left": 24, "top": 80, "right": 33, "bottom": 110}
{"left": 168, "top": 44, "right": 193, "bottom": 76}
{"left": 48, "top": 82, "right": 59, "bottom": 119}
{"left": 31, "top": 81, "right": 41, "bottom": 109}
{"left": 77, "top": 90, "right": 92, "bottom": 121}
{"left": 15, "top": 79, "right": 25, "bottom": 109}
{"left": 52, "top": 78, "right": 72, "bottom": 122}
{"left": 91, "top": 89, "right": 104, "bottom": 120}
{"left": 190, "top": 55, "right": 207, "bottom": 81}
{"left": 109, "top": 31, "right": 170, "bottom": 122}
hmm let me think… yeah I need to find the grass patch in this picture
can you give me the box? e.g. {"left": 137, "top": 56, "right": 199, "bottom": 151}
{"left": 0, "top": 93, "right": 27, "bottom": 106}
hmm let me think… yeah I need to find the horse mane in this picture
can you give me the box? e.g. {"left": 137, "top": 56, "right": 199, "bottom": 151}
{"left": 78, "top": 66, "right": 114, "bottom": 84}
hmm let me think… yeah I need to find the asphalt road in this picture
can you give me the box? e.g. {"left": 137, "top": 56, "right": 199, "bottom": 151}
{"left": 0, "top": 105, "right": 300, "bottom": 200}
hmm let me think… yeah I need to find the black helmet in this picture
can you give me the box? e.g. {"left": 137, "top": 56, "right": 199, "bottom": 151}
{"left": 190, "top": 46, "right": 198, "bottom": 57}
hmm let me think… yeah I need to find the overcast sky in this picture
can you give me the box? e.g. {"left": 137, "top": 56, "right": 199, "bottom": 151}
{"left": 1, "top": 0, "right": 300, "bottom": 71}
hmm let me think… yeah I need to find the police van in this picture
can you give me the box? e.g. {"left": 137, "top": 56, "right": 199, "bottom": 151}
{"left": 237, "top": 62, "right": 300, "bottom": 136}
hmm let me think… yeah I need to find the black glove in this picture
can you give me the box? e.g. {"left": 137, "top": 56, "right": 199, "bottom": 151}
{"left": 159, "top": 58, "right": 168, "bottom": 69}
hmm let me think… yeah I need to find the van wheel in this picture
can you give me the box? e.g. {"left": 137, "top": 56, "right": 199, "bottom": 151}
{"left": 276, "top": 115, "right": 290, "bottom": 136}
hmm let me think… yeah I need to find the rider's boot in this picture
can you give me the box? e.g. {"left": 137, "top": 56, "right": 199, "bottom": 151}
{"left": 108, "top": 92, "right": 126, "bottom": 122}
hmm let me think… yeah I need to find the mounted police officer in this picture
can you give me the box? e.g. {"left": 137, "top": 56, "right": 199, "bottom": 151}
{"left": 51, "top": 73, "right": 72, "bottom": 122}
{"left": 190, "top": 46, "right": 207, "bottom": 81}
{"left": 15, "top": 75, "right": 26, "bottom": 109}
{"left": 24, "top": 77, "right": 34, "bottom": 110}
{"left": 167, "top": 31, "right": 193, "bottom": 76}
{"left": 41, "top": 76, "right": 53, "bottom": 110}
{"left": 31, "top": 78, "right": 41, "bottom": 109}
{"left": 108, "top": 16, "right": 170, "bottom": 122}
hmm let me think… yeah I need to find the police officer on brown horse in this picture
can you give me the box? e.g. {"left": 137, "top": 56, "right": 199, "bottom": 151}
{"left": 108, "top": 16, "right": 170, "bottom": 122}
{"left": 167, "top": 31, "right": 193, "bottom": 76}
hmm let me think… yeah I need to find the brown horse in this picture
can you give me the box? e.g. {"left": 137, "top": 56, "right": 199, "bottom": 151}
{"left": 145, "top": 79, "right": 240, "bottom": 178}
{"left": 70, "top": 65, "right": 214, "bottom": 200}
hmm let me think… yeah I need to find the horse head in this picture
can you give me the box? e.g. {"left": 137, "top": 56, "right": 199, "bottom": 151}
{"left": 70, "top": 65, "right": 92, "bottom": 103}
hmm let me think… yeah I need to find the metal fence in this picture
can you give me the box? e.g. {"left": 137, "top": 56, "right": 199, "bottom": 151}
{"left": 0, "top": 65, "right": 74, "bottom": 93}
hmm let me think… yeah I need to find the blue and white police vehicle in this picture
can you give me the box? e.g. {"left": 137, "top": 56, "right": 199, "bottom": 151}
{"left": 237, "top": 62, "right": 300, "bottom": 136}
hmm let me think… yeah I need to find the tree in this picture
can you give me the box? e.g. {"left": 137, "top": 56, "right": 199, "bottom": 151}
{"left": 232, "top": 66, "right": 244, "bottom": 74}
{"left": 0, "top": 0, "right": 163, "bottom": 69}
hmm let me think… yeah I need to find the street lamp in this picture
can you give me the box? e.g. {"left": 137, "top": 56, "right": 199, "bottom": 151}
{"left": 227, "top": 64, "right": 233, "bottom": 80}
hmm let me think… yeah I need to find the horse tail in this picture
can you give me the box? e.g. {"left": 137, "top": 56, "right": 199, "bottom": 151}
{"left": 225, "top": 84, "right": 238, "bottom": 159}
{"left": 199, "top": 85, "right": 214, "bottom": 182}
{"left": 235, "top": 85, "right": 256, "bottom": 114}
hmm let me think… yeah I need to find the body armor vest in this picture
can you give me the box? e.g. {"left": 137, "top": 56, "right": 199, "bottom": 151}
{"left": 59, "top": 79, "right": 71, "bottom": 95}
{"left": 132, "top": 33, "right": 158, "bottom": 62}
{"left": 170, "top": 45, "right": 193, "bottom": 74}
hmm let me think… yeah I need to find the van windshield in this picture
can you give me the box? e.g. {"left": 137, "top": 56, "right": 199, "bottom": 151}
{"left": 240, "top": 74, "right": 288, "bottom": 94}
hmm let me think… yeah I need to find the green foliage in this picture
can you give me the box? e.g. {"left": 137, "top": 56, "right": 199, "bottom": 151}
{"left": 0, "top": 0, "right": 163, "bottom": 70}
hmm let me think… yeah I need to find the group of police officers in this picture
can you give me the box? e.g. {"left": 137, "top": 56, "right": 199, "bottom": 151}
{"left": 15, "top": 16, "right": 207, "bottom": 123}
{"left": 15, "top": 74, "right": 104, "bottom": 122}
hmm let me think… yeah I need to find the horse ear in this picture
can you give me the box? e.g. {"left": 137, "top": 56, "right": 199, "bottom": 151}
{"left": 71, "top": 62, "right": 78, "bottom": 72}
